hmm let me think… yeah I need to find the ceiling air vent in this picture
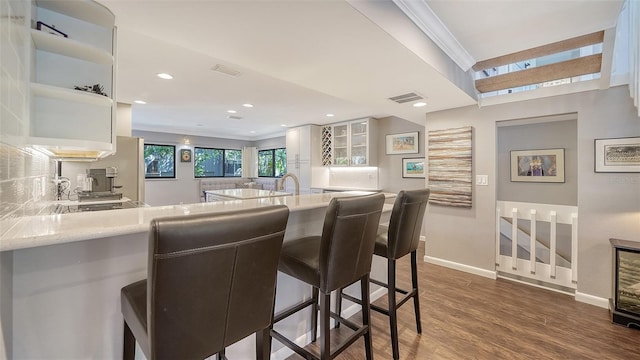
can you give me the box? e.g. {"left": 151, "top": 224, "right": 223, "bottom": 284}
{"left": 211, "top": 64, "right": 241, "bottom": 77}
{"left": 227, "top": 115, "right": 243, "bottom": 120}
{"left": 388, "top": 92, "right": 424, "bottom": 104}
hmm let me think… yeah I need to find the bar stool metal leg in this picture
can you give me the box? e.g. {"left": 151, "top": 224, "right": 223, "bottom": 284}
{"left": 320, "top": 292, "right": 331, "bottom": 360}
{"left": 122, "top": 321, "right": 135, "bottom": 360}
{"left": 411, "top": 251, "right": 422, "bottom": 334}
{"left": 312, "top": 287, "right": 319, "bottom": 342}
{"left": 361, "top": 275, "right": 373, "bottom": 360}
{"left": 388, "top": 258, "right": 400, "bottom": 360}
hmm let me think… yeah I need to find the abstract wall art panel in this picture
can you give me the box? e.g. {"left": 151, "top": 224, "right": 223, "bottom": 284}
{"left": 427, "top": 126, "right": 473, "bottom": 208}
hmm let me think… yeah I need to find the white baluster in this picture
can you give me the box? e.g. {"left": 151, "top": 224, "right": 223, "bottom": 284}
{"left": 511, "top": 207, "right": 518, "bottom": 270}
{"left": 496, "top": 206, "right": 501, "bottom": 268}
{"left": 530, "top": 209, "right": 537, "bottom": 274}
{"left": 571, "top": 213, "right": 578, "bottom": 284}
{"left": 550, "top": 211, "right": 557, "bottom": 279}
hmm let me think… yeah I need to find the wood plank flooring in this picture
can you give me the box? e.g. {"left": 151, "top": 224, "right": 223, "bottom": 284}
{"left": 283, "top": 245, "right": 640, "bottom": 359}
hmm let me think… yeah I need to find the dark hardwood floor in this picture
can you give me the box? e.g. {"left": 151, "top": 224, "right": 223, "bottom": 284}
{"left": 283, "top": 245, "right": 640, "bottom": 359}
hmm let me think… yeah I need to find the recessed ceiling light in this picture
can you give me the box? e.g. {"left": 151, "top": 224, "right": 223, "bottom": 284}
{"left": 413, "top": 102, "right": 427, "bottom": 107}
{"left": 280, "top": 124, "right": 287, "bottom": 127}
{"left": 157, "top": 73, "right": 173, "bottom": 80}
{"left": 134, "top": 100, "right": 146, "bottom": 104}
{"left": 227, "top": 110, "right": 237, "bottom": 114}
{"left": 243, "top": 103, "right": 254, "bottom": 108}
{"left": 250, "top": 131, "right": 256, "bottom": 134}
{"left": 326, "top": 113, "right": 335, "bottom": 117}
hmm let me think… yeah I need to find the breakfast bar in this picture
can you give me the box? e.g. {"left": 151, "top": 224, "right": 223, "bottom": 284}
{"left": 205, "top": 188, "right": 293, "bottom": 202}
{"left": 0, "top": 193, "right": 393, "bottom": 359}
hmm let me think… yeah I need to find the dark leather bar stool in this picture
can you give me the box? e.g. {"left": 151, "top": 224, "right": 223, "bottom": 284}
{"left": 337, "top": 189, "right": 430, "bottom": 360}
{"left": 270, "top": 193, "right": 386, "bottom": 360}
{"left": 120, "top": 205, "right": 289, "bottom": 360}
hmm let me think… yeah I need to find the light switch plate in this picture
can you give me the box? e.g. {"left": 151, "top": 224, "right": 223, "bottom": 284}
{"left": 476, "top": 175, "right": 489, "bottom": 186}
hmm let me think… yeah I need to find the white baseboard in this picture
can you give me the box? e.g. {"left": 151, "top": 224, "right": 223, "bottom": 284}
{"left": 422, "top": 256, "right": 609, "bottom": 310}
{"left": 575, "top": 291, "right": 609, "bottom": 309}
{"left": 424, "top": 255, "right": 497, "bottom": 280}
{"left": 271, "top": 287, "right": 387, "bottom": 360}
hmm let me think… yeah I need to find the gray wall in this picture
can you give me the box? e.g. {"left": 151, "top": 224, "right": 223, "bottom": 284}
{"left": 254, "top": 136, "right": 286, "bottom": 150}
{"left": 497, "top": 118, "right": 578, "bottom": 205}
{"left": 424, "top": 85, "right": 640, "bottom": 299}
{"left": 376, "top": 116, "right": 426, "bottom": 194}
{"left": 133, "top": 130, "right": 256, "bottom": 206}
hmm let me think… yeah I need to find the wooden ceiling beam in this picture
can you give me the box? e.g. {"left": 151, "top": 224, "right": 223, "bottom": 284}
{"left": 475, "top": 53, "right": 602, "bottom": 93}
{"left": 472, "top": 31, "right": 604, "bottom": 72}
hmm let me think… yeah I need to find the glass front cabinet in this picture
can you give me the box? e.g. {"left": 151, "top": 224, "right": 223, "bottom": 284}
{"left": 610, "top": 238, "right": 640, "bottom": 328}
{"left": 330, "top": 118, "right": 376, "bottom": 166}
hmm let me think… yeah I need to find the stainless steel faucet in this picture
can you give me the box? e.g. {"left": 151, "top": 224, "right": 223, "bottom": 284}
{"left": 278, "top": 173, "right": 300, "bottom": 195}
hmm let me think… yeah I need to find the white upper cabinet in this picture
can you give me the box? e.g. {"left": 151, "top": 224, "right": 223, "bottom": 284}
{"left": 285, "top": 125, "right": 321, "bottom": 194}
{"left": 330, "top": 118, "right": 376, "bottom": 166}
{"left": 286, "top": 125, "right": 319, "bottom": 164}
{"left": 28, "top": 0, "right": 116, "bottom": 160}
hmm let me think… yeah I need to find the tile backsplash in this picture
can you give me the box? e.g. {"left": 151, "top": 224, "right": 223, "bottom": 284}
{"left": 1, "top": 0, "right": 54, "bottom": 224}
{"left": 0, "top": 143, "right": 54, "bottom": 222}
{"left": 328, "top": 167, "right": 379, "bottom": 189}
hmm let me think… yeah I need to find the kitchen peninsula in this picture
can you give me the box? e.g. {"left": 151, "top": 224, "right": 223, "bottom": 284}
{"left": 205, "top": 188, "right": 292, "bottom": 202}
{"left": 0, "top": 192, "right": 394, "bottom": 359}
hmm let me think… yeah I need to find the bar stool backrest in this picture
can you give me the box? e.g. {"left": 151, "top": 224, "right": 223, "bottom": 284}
{"left": 319, "top": 193, "right": 386, "bottom": 293}
{"left": 387, "top": 189, "right": 430, "bottom": 260}
{"left": 147, "top": 206, "right": 289, "bottom": 359}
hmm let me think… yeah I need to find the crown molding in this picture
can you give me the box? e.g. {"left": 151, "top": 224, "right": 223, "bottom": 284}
{"left": 392, "top": 0, "right": 475, "bottom": 71}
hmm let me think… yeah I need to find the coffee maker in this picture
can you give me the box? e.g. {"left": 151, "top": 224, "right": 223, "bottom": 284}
{"left": 78, "top": 167, "right": 123, "bottom": 202}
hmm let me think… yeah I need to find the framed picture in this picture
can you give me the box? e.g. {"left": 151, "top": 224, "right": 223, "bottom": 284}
{"left": 510, "top": 148, "right": 565, "bottom": 183}
{"left": 386, "top": 131, "right": 419, "bottom": 154}
{"left": 595, "top": 137, "right": 640, "bottom": 173}
{"left": 402, "top": 158, "right": 425, "bottom": 178}
{"left": 180, "top": 149, "right": 192, "bottom": 162}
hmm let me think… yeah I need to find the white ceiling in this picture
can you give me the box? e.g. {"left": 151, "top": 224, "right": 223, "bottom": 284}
{"left": 97, "top": 0, "right": 624, "bottom": 141}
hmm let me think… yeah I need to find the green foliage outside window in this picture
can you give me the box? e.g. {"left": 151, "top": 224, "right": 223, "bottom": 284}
{"left": 275, "top": 148, "right": 287, "bottom": 177}
{"left": 259, "top": 148, "right": 286, "bottom": 177}
{"left": 144, "top": 144, "right": 175, "bottom": 178}
{"left": 194, "top": 147, "right": 242, "bottom": 178}
{"left": 225, "top": 149, "right": 242, "bottom": 177}
{"left": 258, "top": 150, "right": 273, "bottom": 177}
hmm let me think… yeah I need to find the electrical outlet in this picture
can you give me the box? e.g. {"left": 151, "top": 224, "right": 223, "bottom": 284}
{"left": 476, "top": 175, "right": 489, "bottom": 186}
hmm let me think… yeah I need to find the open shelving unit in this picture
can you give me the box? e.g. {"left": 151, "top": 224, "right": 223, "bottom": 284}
{"left": 29, "top": 0, "right": 117, "bottom": 160}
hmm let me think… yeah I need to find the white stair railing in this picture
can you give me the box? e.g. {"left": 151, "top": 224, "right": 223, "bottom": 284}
{"left": 496, "top": 201, "right": 578, "bottom": 290}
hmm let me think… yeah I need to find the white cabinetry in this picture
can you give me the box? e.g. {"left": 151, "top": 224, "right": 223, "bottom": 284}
{"left": 28, "top": 0, "right": 116, "bottom": 159}
{"left": 285, "top": 125, "right": 321, "bottom": 194}
{"left": 331, "top": 118, "right": 376, "bottom": 166}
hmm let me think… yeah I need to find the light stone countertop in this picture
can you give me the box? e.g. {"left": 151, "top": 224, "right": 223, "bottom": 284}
{"left": 312, "top": 186, "right": 383, "bottom": 192}
{"left": 205, "top": 189, "right": 292, "bottom": 199}
{"left": 0, "top": 192, "right": 395, "bottom": 252}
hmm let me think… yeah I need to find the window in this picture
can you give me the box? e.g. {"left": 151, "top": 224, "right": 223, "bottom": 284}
{"left": 474, "top": 31, "right": 605, "bottom": 98}
{"left": 144, "top": 144, "right": 175, "bottom": 179}
{"left": 258, "top": 148, "right": 286, "bottom": 177}
{"left": 194, "top": 147, "right": 242, "bottom": 178}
